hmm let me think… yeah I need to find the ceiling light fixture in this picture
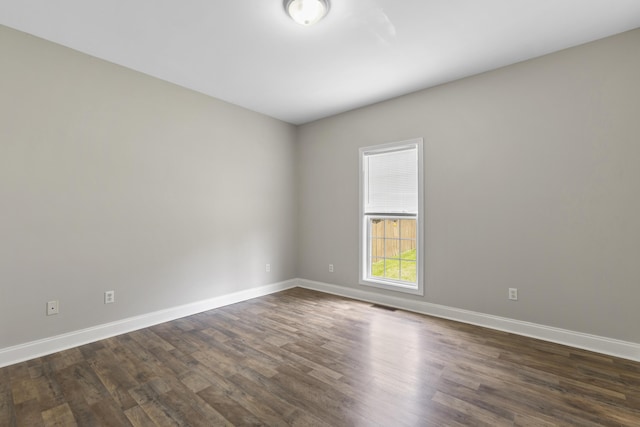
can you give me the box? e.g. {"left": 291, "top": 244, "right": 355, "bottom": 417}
{"left": 284, "top": 0, "right": 330, "bottom": 26}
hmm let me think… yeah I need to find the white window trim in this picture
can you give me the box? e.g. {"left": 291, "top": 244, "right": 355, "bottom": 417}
{"left": 359, "top": 138, "right": 424, "bottom": 296}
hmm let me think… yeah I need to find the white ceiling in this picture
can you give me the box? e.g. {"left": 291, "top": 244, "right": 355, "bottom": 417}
{"left": 1, "top": 1, "right": 640, "bottom": 125}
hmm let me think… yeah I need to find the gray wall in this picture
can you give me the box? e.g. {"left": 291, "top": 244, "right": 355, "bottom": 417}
{"left": 2, "top": 22, "right": 639, "bottom": 352}
{"left": 0, "top": 26, "right": 298, "bottom": 349}
{"left": 297, "top": 28, "right": 640, "bottom": 343}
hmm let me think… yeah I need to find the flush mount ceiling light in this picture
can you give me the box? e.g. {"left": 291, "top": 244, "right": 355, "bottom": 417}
{"left": 284, "top": 0, "right": 330, "bottom": 26}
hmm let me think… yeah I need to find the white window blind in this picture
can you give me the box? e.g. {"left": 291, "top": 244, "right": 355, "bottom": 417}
{"left": 364, "top": 147, "right": 418, "bottom": 214}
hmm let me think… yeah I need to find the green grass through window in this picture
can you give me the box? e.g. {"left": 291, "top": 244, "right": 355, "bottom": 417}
{"left": 371, "top": 249, "right": 416, "bottom": 283}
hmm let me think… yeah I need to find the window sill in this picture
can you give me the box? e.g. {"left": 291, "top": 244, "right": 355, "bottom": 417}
{"left": 360, "top": 278, "right": 424, "bottom": 296}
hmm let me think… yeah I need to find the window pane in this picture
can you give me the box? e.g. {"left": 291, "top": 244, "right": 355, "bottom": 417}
{"left": 371, "top": 238, "right": 384, "bottom": 258}
{"left": 371, "top": 257, "right": 384, "bottom": 278}
{"left": 385, "top": 219, "right": 399, "bottom": 237}
{"left": 370, "top": 219, "right": 384, "bottom": 238}
{"left": 400, "top": 261, "right": 416, "bottom": 282}
{"left": 383, "top": 238, "right": 397, "bottom": 259}
{"left": 385, "top": 261, "right": 400, "bottom": 280}
{"left": 368, "top": 216, "right": 416, "bottom": 283}
{"left": 400, "top": 219, "right": 415, "bottom": 239}
{"left": 400, "top": 219, "right": 416, "bottom": 260}
{"left": 400, "top": 242, "right": 416, "bottom": 260}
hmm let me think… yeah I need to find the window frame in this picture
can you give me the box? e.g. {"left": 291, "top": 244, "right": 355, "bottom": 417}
{"left": 359, "top": 138, "right": 424, "bottom": 295}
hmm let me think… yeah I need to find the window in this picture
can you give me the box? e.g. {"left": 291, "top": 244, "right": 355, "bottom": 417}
{"left": 359, "top": 138, "right": 423, "bottom": 295}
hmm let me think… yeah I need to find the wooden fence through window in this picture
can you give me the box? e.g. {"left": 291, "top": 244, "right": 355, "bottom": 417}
{"left": 370, "top": 219, "right": 416, "bottom": 259}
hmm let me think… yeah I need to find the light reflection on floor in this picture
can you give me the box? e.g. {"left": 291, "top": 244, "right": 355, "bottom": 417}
{"left": 358, "top": 308, "right": 436, "bottom": 425}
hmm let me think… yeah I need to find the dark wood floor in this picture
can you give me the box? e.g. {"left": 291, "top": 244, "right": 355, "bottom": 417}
{"left": 1, "top": 288, "right": 639, "bottom": 426}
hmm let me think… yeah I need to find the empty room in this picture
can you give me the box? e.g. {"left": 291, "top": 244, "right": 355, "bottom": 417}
{"left": 1, "top": 1, "right": 640, "bottom": 425}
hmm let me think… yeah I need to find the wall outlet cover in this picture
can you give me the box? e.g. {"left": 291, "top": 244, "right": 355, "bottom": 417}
{"left": 105, "top": 291, "right": 115, "bottom": 304}
{"left": 47, "top": 300, "right": 59, "bottom": 315}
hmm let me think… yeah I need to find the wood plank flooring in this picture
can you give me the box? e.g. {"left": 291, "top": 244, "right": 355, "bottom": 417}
{"left": 1, "top": 287, "right": 639, "bottom": 426}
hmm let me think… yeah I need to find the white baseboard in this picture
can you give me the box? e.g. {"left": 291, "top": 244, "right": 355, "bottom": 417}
{"left": 0, "top": 279, "right": 297, "bottom": 368}
{"left": 298, "top": 279, "right": 640, "bottom": 362}
{"left": 3, "top": 278, "right": 638, "bottom": 367}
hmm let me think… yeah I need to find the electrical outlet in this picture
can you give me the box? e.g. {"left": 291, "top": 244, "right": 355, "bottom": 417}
{"left": 508, "top": 288, "right": 518, "bottom": 301}
{"left": 104, "top": 290, "right": 115, "bottom": 304}
{"left": 46, "top": 300, "right": 59, "bottom": 316}
{"left": 329, "top": 264, "right": 334, "bottom": 273}
{"left": 266, "top": 264, "right": 271, "bottom": 272}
